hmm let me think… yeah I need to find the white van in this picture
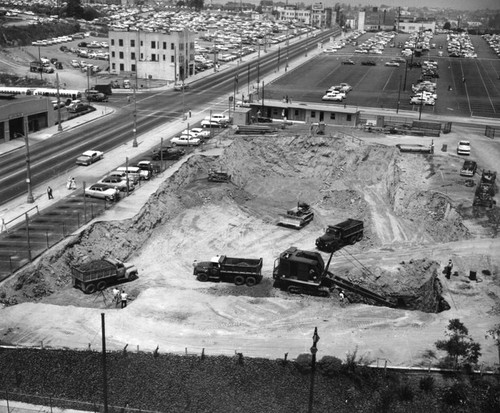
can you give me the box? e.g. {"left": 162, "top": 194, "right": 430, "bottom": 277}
{"left": 115, "top": 166, "right": 142, "bottom": 182}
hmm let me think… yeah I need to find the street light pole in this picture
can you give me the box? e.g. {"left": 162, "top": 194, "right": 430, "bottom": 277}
{"left": 56, "top": 73, "right": 62, "bottom": 131}
{"left": 132, "top": 86, "right": 138, "bottom": 147}
{"left": 23, "top": 117, "right": 34, "bottom": 204}
{"left": 308, "top": 327, "right": 320, "bottom": 413}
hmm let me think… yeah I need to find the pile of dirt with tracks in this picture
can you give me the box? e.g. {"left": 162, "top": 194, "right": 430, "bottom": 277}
{"left": 0, "top": 133, "right": 469, "bottom": 311}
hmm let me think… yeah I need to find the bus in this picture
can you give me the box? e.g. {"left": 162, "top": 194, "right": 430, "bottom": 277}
{"left": 0, "top": 87, "right": 82, "bottom": 104}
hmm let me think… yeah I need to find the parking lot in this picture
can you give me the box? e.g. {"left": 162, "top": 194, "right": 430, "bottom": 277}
{"left": 265, "top": 33, "right": 500, "bottom": 119}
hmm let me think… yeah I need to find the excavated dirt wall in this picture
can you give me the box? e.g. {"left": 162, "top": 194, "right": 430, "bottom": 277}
{"left": 0, "top": 134, "right": 468, "bottom": 312}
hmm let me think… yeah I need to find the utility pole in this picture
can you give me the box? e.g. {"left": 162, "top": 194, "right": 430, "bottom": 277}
{"left": 132, "top": 86, "right": 138, "bottom": 147}
{"left": 38, "top": 46, "right": 42, "bottom": 81}
{"left": 308, "top": 327, "right": 320, "bottom": 413}
{"left": 24, "top": 117, "right": 34, "bottom": 204}
{"left": 101, "top": 313, "right": 109, "bottom": 413}
{"left": 56, "top": 73, "right": 62, "bottom": 131}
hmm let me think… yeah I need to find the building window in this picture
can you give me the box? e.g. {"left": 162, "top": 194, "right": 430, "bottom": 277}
{"left": 163, "top": 42, "right": 167, "bottom": 49}
{"left": 330, "top": 113, "right": 336, "bottom": 119}
{"left": 151, "top": 41, "right": 156, "bottom": 49}
{"left": 111, "top": 51, "right": 115, "bottom": 58}
{"left": 131, "top": 64, "right": 136, "bottom": 72}
{"left": 311, "top": 111, "right": 316, "bottom": 118}
{"left": 118, "top": 39, "right": 123, "bottom": 47}
{"left": 111, "top": 39, "right": 115, "bottom": 46}
{"left": 140, "top": 53, "right": 144, "bottom": 60}
{"left": 112, "top": 63, "right": 115, "bottom": 69}
{"left": 171, "top": 56, "right": 174, "bottom": 63}
{"left": 151, "top": 54, "right": 156, "bottom": 62}
{"left": 131, "top": 39, "right": 135, "bottom": 47}
{"left": 140, "top": 41, "right": 143, "bottom": 46}
{"left": 119, "top": 51, "right": 124, "bottom": 59}
{"left": 163, "top": 55, "right": 166, "bottom": 61}
{"left": 131, "top": 52, "right": 136, "bottom": 60}
{"left": 119, "top": 63, "right": 124, "bottom": 71}
{"left": 347, "top": 114, "right": 352, "bottom": 121}
{"left": 294, "top": 110, "right": 299, "bottom": 116}
{"left": 171, "top": 43, "right": 175, "bottom": 50}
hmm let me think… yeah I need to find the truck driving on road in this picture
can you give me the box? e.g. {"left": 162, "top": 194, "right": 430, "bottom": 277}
{"left": 71, "top": 258, "right": 138, "bottom": 294}
{"left": 193, "top": 255, "right": 263, "bottom": 286}
{"left": 315, "top": 219, "right": 364, "bottom": 252}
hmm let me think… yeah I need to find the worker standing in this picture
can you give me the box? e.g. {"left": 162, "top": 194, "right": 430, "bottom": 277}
{"left": 339, "top": 290, "right": 345, "bottom": 305}
{"left": 112, "top": 287, "right": 120, "bottom": 306}
{"left": 120, "top": 290, "right": 128, "bottom": 308}
{"left": 445, "top": 259, "right": 453, "bottom": 279}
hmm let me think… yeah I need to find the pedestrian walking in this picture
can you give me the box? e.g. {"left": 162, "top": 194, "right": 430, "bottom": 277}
{"left": 66, "top": 177, "right": 72, "bottom": 190}
{"left": 112, "top": 287, "right": 120, "bottom": 306}
{"left": 339, "top": 290, "right": 345, "bottom": 304}
{"left": 120, "top": 290, "right": 128, "bottom": 308}
{"left": 47, "top": 186, "right": 53, "bottom": 199}
{"left": 70, "top": 177, "right": 76, "bottom": 190}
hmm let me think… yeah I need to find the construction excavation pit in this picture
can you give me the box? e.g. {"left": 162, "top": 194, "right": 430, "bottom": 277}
{"left": 0, "top": 129, "right": 498, "bottom": 366}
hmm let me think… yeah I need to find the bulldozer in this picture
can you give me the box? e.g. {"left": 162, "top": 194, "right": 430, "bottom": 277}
{"left": 208, "top": 168, "right": 231, "bottom": 183}
{"left": 277, "top": 202, "right": 314, "bottom": 229}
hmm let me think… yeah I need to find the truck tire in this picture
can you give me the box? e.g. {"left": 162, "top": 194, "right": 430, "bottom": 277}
{"left": 85, "top": 283, "right": 96, "bottom": 294}
{"left": 245, "top": 276, "right": 257, "bottom": 287}
{"left": 287, "top": 285, "right": 301, "bottom": 294}
{"left": 234, "top": 275, "right": 245, "bottom": 286}
{"left": 97, "top": 281, "right": 107, "bottom": 291}
{"left": 357, "top": 233, "right": 363, "bottom": 242}
{"left": 197, "top": 273, "right": 209, "bottom": 282}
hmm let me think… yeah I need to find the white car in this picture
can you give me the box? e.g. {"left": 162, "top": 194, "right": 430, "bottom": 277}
{"left": 385, "top": 61, "right": 400, "bottom": 67}
{"left": 457, "top": 140, "right": 471, "bottom": 156}
{"left": 76, "top": 150, "right": 103, "bottom": 166}
{"left": 410, "top": 96, "right": 435, "bottom": 106}
{"left": 171, "top": 136, "right": 202, "bottom": 146}
{"left": 204, "top": 113, "right": 229, "bottom": 125}
{"left": 190, "top": 128, "right": 211, "bottom": 139}
{"left": 322, "top": 93, "right": 344, "bottom": 101}
{"left": 84, "top": 183, "right": 119, "bottom": 201}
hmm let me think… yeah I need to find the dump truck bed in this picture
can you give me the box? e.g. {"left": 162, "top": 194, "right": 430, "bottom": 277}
{"left": 221, "top": 257, "right": 263, "bottom": 274}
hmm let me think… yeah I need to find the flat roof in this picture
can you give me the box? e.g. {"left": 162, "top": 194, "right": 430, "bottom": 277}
{"left": 250, "top": 99, "right": 360, "bottom": 115}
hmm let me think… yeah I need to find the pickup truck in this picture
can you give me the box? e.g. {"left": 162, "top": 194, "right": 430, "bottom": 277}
{"left": 193, "top": 255, "right": 263, "bottom": 286}
{"left": 460, "top": 160, "right": 477, "bottom": 177}
{"left": 72, "top": 258, "right": 138, "bottom": 294}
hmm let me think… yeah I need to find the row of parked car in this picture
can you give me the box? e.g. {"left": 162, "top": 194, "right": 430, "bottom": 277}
{"left": 321, "top": 83, "right": 353, "bottom": 102}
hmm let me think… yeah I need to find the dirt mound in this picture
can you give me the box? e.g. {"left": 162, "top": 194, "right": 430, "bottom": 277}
{"left": 0, "top": 135, "right": 469, "bottom": 310}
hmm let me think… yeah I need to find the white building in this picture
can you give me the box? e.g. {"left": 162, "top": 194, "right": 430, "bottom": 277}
{"left": 108, "top": 29, "right": 196, "bottom": 82}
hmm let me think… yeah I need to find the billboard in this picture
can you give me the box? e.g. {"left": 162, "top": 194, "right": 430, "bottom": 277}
{"left": 312, "top": 3, "right": 324, "bottom": 11}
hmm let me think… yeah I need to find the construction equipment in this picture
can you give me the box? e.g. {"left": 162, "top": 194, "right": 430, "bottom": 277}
{"left": 315, "top": 219, "right": 363, "bottom": 252}
{"left": 473, "top": 170, "right": 496, "bottom": 208}
{"left": 193, "top": 255, "right": 263, "bottom": 286}
{"left": 71, "top": 258, "right": 138, "bottom": 294}
{"left": 208, "top": 168, "right": 231, "bottom": 182}
{"left": 277, "top": 202, "right": 314, "bottom": 229}
{"left": 272, "top": 246, "right": 395, "bottom": 307}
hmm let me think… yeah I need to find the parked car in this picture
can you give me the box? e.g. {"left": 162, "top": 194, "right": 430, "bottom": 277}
{"left": 201, "top": 119, "right": 227, "bottom": 128}
{"left": 361, "top": 60, "right": 377, "bottom": 66}
{"left": 322, "top": 93, "right": 344, "bottom": 101}
{"left": 385, "top": 61, "right": 400, "bottom": 67}
{"left": 341, "top": 59, "right": 355, "bottom": 65}
{"left": 173, "top": 83, "right": 190, "bottom": 91}
{"left": 84, "top": 183, "right": 119, "bottom": 201}
{"left": 68, "top": 102, "right": 90, "bottom": 113}
{"left": 136, "top": 160, "right": 154, "bottom": 179}
{"left": 204, "top": 113, "right": 229, "bottom": 125}
{"left": 189, "top": 127, "right": 211, "bottom": 139}
{"left": 409, "top": 96, "right": 435, "bottom": 106}
{"left": 460, "top": 160, "right": 477, "bottom": 177}
{"left": 171, "top": 135, "right": 202, "bottom": 146}
{"left": 98, "top": 176, "right": 135, "bottom": 192}
{"left": 457, "top": 140, "right": 471, "bottom": 156}
{"left": 151, "top": 147, "right": 185, "bottom": 161}
{"left": 76, "top": 150, "right": 103, "bottom": 166}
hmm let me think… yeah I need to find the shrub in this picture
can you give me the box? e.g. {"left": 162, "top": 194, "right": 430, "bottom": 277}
{"left": 294, "top": 353, "right": 312, "bottom": 374}
{"left": 318, "top": 355, "right": 342, "bottom": 377}
{"left": 441, "top": 381, "right": 469, "bottom": 406}
{"left": 419, "top": 375, "right": 435, "bottom": 392}
{"left": 397, "top": 383, "right": 414, "bottom": 402}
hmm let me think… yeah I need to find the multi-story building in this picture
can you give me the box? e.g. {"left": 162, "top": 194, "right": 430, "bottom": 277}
{"left": 108, "top": 29, "right": 196, "bottom": 82}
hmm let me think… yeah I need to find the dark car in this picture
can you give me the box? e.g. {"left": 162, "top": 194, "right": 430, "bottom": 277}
{"left": 78, "top": 41, "right": 88, "bottom": 47}
{"left": 257, "top": 116, "right": 273, "bottom": 123}
{"left": 151, "top": 147, "right": 185, "bottom": 161}
{"left": 173, "top": 83, "right": 190, "bottom": 91}
{"left": 341, "top": 59, "right": 355, "bottom": 65}
{"left": 361, "top": 60, "right": 376, "bottom": 66}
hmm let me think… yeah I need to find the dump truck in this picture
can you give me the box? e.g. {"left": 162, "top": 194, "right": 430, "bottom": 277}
{"left": 71, "top": 258, "right": 138, "bottom": 294}
{"left": 473, "top": 170, "right": 497, "bottom": 208}
{"left": 208, "top": 168, "right": 231, "bottom": 182}
{"left": 315, "top": 219, "right": 364, "bottom": 252}
{"left": 273, "top": 246, "right": 395, "bottom": 307}
{"left": 277, "top": 202, "right": 314, "bottom": 229}
{"left": 193, "top": 255, "right": 263, "bottom": 286}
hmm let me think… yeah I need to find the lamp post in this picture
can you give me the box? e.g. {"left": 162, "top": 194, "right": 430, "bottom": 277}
{"left": 132, "top": 86, "right": 138, "bottom": 147}
{"left": 308, "top": 327, "right": 320, "bottom": 413}
{"left": 56, "top": 73, "right": 62, "bottom": 131}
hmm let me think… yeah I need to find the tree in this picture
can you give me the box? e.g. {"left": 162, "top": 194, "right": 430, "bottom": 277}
{"left": 443, "top": 21, "right": 451, "bottom": 30}
{"left": 65, "top": 0, "right": 84, "bottom": 19}
{"left": 486, "top": 323, "right": 500, "bottom": 366}
{"left": 435, "top": 319, "right": 481, "bottom": 369}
